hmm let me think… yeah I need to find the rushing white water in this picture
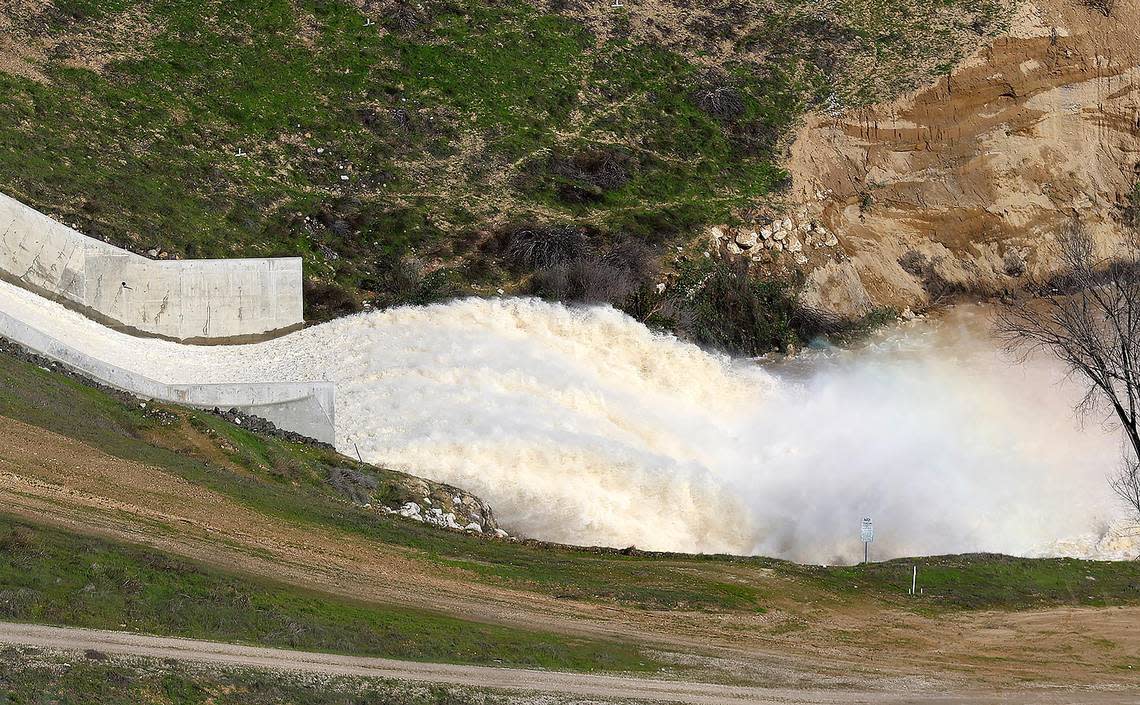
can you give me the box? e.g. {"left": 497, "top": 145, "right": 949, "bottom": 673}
{"left": 2, "top": 278, "right": 1136, "bottom": 563}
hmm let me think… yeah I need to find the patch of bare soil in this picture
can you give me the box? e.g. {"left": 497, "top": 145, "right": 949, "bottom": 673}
{"left": 1, "top": 414, "right": 1138, "bottom": 693}
{"left": 0, "top": 1, "right": 162, "bottom": 84}
{"left": 782, "top": 0, "right": 1140, "bottom": 317}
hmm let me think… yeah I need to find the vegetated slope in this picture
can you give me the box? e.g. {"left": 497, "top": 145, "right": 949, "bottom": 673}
{"left": 0, "top": 0, "right": 1005, "bottom": 333}
{"left": 0, "top": 516, "right": 654, "bottom": 672}
{"left": 1, "top": 340, "right": 1140, "bottom": 691}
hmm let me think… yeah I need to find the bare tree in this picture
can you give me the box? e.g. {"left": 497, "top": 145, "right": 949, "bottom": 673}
{"left": 996, "top": 219, "right": 1140, "bottom": 517}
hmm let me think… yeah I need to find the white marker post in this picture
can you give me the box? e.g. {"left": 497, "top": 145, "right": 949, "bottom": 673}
{"left": 860, "top": 517, "right": 874, "bottom": 564}
{"left": 911, "top": 565, "right": 917, "bottom": 595}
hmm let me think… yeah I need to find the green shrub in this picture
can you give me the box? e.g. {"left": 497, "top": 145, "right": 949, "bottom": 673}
{"left": 661, "top": 256, "right": 799, "bottom": 356}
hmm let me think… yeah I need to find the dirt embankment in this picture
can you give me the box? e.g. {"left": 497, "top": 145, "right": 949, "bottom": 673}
{"left": 780, "top": 0, "right": 1140, "bottom": 317}
{"left": 3, "top": 413, "right": 1140, "bottom": 693}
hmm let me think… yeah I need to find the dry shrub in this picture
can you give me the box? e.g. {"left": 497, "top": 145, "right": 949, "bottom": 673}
{"left": 1084, "top": 0, "right": 1115, "bottom": 17}
{"left": 543, "top": 148, "right": 634, "bottom": 203}
{"left": 374, "top": 255, "right": 459, "bottom": 307}
{"left": 506, "top": 226, "right": 589, "bottom": 270}
{"left": 528, "top": 232, "right": 659, "bottom": 306}
{"left": 303, "top": 279, "right": 359, "bottom": 319}
{"left": 693, "top": 80, "right": 745, "bottom": 121}
{"left": 328, "top": 467, "right": 380, "bottom": 504}
{"left": 1003, "top": 250, "right": 1026, "bottom": 277}
{"left": 533, "top": 257, "right": 640, "bottom": 304}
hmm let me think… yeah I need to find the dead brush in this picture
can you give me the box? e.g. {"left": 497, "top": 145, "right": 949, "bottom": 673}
{"left": 693, "top": 78, "right": 745, "bottom": 121}
{"left": 386, "top": 0, "right": 430, "bottom": 32}
{"left": 328, "top": 467, "right": 380, "bottom": 504}
{"left": 533, "top": 257, "right": 638, "bottom": 304}
{"left": 505, "top": 226, "right": 590, "bottom": 270}
{"left": 531, "top": 235, "right": 658, "bottom": 305}
{"left": 1084, "top": 0, "right": 1116, "bottom": 17}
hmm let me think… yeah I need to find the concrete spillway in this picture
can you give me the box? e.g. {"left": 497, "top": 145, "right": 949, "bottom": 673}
{"left": 0, "top": 191, "right": 331, "bottom": 442}
{"left": 0, "top": 192, "right": 303, "bottom": 341}
{"left": 1, "top": 275, "right": 1135, "bottom": 562}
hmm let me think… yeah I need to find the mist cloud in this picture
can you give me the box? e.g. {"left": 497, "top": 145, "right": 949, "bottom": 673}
{"left": 4, "top": 280, "right": 1133, "bottom": 562}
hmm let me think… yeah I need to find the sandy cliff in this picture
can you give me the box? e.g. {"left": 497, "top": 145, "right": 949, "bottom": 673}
{"left": 765, "top": 0, "right": 1140, "bottom": 317}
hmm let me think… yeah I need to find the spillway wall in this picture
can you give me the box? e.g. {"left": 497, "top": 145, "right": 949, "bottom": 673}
{"left": 0, "top": 306, "right": 335, "bottom": 444}
{"left": 0, "top": 192, "right": 303, "bottom": 342}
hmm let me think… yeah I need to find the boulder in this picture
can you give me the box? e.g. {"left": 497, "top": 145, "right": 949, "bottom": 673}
{"left": 735, "top": 231, "right": 759, "bottom": 248}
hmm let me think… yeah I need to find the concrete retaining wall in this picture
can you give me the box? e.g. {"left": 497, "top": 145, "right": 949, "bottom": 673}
{"left": 0, "top": 192, "right": 303, "bottom": 342}
{"left": 0, "top": 307, "right": 335, "bottom": 444}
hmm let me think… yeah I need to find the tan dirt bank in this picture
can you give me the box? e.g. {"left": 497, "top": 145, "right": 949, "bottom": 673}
{"left": 746, "top": 0, "right": 1140, "bottom": 318}
{"left": 2, "top": 414, "right": 1139, "bottom": 696}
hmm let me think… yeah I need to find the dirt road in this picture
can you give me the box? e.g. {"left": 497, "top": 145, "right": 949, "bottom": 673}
{"left": 0, "top": 622, "right": 1134, "bottom": 705}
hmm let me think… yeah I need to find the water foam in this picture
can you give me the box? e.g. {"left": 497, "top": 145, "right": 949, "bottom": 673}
{"left": 2, "top": 278, "right": 1134, "bottom": 562}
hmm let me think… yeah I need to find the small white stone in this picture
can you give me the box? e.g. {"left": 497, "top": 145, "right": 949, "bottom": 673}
{"left": 794, "top": 253, "right": 809, "bottom": 264}
{"left": 787, "top": 236, "right": 803, "bottom": 253}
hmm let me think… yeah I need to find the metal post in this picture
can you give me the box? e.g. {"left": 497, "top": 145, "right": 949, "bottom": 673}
{"left": 860, "top": 517, "right": 873, "bottom": 565}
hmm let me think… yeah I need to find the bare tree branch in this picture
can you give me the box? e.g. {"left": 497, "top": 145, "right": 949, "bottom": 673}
{"left": 997, "top": 217, "right": 1140, "bottom": 519}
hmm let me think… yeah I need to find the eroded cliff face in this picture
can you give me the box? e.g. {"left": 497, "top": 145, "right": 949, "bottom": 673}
{"left": 742, "top": 0, "right": 1140, "bottom": 318}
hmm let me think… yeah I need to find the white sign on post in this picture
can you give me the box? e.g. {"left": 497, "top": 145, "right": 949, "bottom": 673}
{"left": 860, "top": 517, "right": 873, "bottom": 564}
{"left": 860, "top": 517, "right": 874, "bottom": 543}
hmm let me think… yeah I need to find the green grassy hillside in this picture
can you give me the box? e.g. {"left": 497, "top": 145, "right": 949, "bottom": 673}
{"left": 0, "top": 516, "right": 655, "bottom": 671}
{"left": 0, "top": 0, "right": 1006, "bottom": 335}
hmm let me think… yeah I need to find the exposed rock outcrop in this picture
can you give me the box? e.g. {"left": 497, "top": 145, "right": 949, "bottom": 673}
{"left": 779, "top": 0, "right": 1140, "bottom": 318}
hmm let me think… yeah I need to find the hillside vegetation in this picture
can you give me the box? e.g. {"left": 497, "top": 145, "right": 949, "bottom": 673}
{"left": 0, "top": 0, "right": 1006, "bottom": 337}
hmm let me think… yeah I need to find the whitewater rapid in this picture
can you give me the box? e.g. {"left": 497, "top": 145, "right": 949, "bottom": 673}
{"left": 2, "top": 278, "right": 1135, "bottom": 563}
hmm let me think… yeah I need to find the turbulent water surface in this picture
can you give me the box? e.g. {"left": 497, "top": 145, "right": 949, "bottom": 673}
{"left": 4, "top": 279, "right": 1136, "bottom": 563}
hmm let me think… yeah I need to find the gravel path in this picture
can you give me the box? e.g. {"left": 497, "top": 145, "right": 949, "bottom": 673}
{"left": 1, "top": 622, "right": 1133, "bottom": 705}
